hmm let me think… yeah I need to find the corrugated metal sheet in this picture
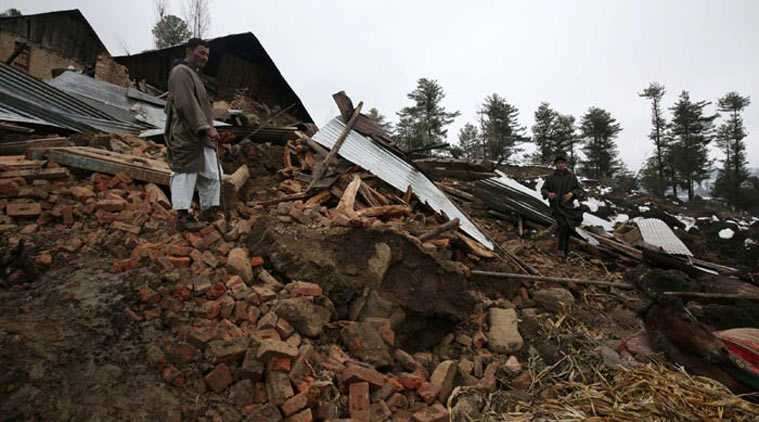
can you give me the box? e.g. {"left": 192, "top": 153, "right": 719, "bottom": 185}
{"left": 635, "top": 218, "right": 693, "bottom": 256}
{"left": 311, "top": 117, "right": 493, "bottom": 250}
{"left": 0, "top": 63, "right": 145, "bottom": 134}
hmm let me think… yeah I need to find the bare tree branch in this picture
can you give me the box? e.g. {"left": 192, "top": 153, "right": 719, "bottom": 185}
{"left": 183, "top": 0, "right": 212, "bottom": 38}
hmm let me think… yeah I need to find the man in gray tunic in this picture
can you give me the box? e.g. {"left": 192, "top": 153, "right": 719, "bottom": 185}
{"left": 165, "top": 38, "right": 221, "bottom": 231}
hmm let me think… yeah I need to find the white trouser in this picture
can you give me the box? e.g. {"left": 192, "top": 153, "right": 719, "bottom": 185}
{"left": 170, "top": 146, "right": 222, "bottom": 211}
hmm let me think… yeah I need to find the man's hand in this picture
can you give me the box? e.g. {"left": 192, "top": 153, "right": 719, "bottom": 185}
{"left": 206, "top": 127, "right": 220, "bottom": 142}
{"left": 562, "top": 192, "right": 573, "bottom": 202}
{"left": 547, "top": 192, "right": 557, "bottom": 200}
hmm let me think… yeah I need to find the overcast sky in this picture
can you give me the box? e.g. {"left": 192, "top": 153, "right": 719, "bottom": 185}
{"left": 4, "top": 0, "right": 758, "bottom": 171}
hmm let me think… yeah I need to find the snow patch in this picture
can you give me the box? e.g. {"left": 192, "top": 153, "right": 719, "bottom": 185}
{"left": 599, "top": 186, "right": 613, "bottom": 195}
{"left": 711, "top": 215, "right": 720, "bottom": 222}
{"left": 746, "top": 238, "right": 757, "bottom": 247}
{"left": 582, "top": 197, "right": 606, "bottom": 212}
{"left": 612, "top": 214, "right": 630, "bottom": 224}
{"left": 668, "top": 214, "right": 698, "bottom": 232}
{"left": 719, "top": 228, "right": 735, "bottom": 240}
{"left": 638, "top": 206, "right": 650, "bottom": 212}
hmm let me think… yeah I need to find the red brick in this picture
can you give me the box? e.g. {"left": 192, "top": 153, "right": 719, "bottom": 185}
{"left": 168, "top": 256, "right": 191, "bottom": 268}
{"left": 417, "top": 382, "right": 439, "bottom": 404}
{"left": 256, "top": 329, "right": 282, "bottom": 341}
{"left": 281, "top": 392, "right": 308, "bottom": 416}
{"left": 286, "top": 409, "right": 313, "bottom": 422}
{"left": 143, "top": 307, "right": 161, "bottom": 319}
{"left": 253, "top": 382, "right": 269, "bottom": 403}
{"left": 267, "top": 356, "right": 292, "bottom": 373}
{"left": 349, "top": 382, "right": 370, "bottom": 422}
{"left": 206, "top": 281, "right": 226, "bottom": 299}
{"left": 364, "top": 317, "right": 395, "bottom": 346}
{"left": 276, "top": 318, "right": 294, "bottom": 339}
{"left": 188, "top": 326, "right": 218, "bottom": 349}
{"left": 168, "top": 244, "right": 193, "bottom": 256}
{"left": 398, "top": 372, "right": 424, "bottom": 390}
{"left": 112, "top": 220, "right": 141, "bottom": 235}
{"left": 125, "top": 307, "right": 143, "bottom": 321}
{"left": 203, "top": 229, "right": 222, "bottom": 245}
{"left": 62, "top": 205, "right": 74, "bottom": 225}
{"left": 112, "top": 257, "right": 139, "bottom": 272}
{"left": 173, "top": 285, "right": 192, "bottom": 301}
{"left": 288, "top": 281, "right": 322, "bottom": 297}
{"left": 7, "top": 202, "right": 42, "bottom": 216}
{"left": 204, "top": 363, "right": 233, "bottom": 393}
{"left": 96, "top": 199, "right": 125, "bottom": 212}
{"left": 162, "top": 365, "right": 185, "bottom": 387}
{"left": 266, "top": 370, "right": 295, "bottom": 406}
{"left": 167, "top": 341, "right": 198, "bottom": 364}
{"left": 138, "top": 285, "right": 161, "bottom": 304}
{"left": 250, "top": 256, "right": 265, "bottom": 267}
{"left": 202, "top": 250, "right": 219, "bottom": 268}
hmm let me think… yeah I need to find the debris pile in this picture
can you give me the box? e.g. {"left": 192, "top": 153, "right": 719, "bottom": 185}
{"left": 2, "top": 88, "right": 758, "bottom": 421}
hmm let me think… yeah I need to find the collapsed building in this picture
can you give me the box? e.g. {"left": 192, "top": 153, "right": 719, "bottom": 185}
{"left": 1, "top": 8, "right": 759, "bottom": 422}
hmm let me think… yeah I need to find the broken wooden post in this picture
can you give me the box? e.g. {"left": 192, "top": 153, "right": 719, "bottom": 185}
{"left": 223, "top": 164, "right": 250, "bottom": 205}
{"left": 418, "top": 218, "right": 460, "bottom": 242}
{"left": 295, "top": 131, "right": 329, "bottom": 157}
{"left": 334, "top": 175, "right": 362, "bottom": 219}
{"left": 307, "top": 101, "right": 363, "bottom": 191}
{"left": 356, "top": 205, "right": 412, "bottom": 218}
{"left": 470, "top": 270, "right": 633, "bottom": 289}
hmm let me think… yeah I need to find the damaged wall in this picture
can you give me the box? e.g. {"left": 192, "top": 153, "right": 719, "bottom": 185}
{"left": 0, "top": 10, "right": 110, "bottom": 80}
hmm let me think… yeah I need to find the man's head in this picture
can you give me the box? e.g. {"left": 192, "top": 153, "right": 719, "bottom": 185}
{"left": 554, "top": 156, "right": 567, "bottom": 171}
{"left": 185, "top": 38, "right": 209, "bottom": 68}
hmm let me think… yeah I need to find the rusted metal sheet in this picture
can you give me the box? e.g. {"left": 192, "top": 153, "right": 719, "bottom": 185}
{"left": 311, "top": 117, "right": 493, "bottom": 250}
{"left": 635, "top": 218, "right": 693, "bottom": 256}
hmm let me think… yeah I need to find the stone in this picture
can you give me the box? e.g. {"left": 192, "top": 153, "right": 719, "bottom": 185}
{"left": 533, "top": 288, "right": 575, "bottom": 313}
{"left": 356, "top": 290, "right": 399, "bottom": 322}
{"left": 205, "top": 363, "right": 233, "bottom": 393}
{"left": 340, "top": 321, "right": 394, "bottom": 367}
{"left": 451, "top": 393, "right": 484, "bottom": 422}
{"left": 271, "top": 297, "right": 332, "bottom": 338}
{"left": 429, "top": 360, "right": 459, "bottom": 402}
{"left": 281, "top": 392, "right": 308, "bottom": 416}
{"left": 504, "top": 356, "right": 521, "bottom": 374}
{"left": 349, "top": 382, "right": 370, "bottom": 422}
{"left": 242, "top": 349, "right": 266, "bottom": 381}
{"left": 487, "top": 308, "right": 523, "bottom": 354}
{"left": 394, "top": 349, "right": 418, "bottom": 372}
{"left": 412, "top": 404, "right": 448, "bottom": 422}
{"left": 257, "top": 340, "right": 299, "bottom": 362}
{"left": 386, "top": 393, "right": 409, "bottom": 410}
{"left": 205, "top": 338, "right": 248, "bottom": 364}
{"left": 228, "top": 247, "right": 253, "bottom": 283}
{"left": 267, "top": 370, "right": 295, "bottom": 406}
{"left": 288, "top": 281, "right": 322, "bottom": 297}
{"left": 230, "top": 379, "right": 256, "bottom": 407}
{"left": 366, "top": 242, "right": 392, "bottom": 287}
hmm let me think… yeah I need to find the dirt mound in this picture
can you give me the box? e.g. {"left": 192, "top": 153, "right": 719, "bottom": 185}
{"left": 0, "top": 262, "right": 179, "bottom": 421}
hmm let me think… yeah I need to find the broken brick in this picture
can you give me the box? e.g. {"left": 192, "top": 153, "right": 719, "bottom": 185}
{"left": 412, "top": 404, "right": 448, "bottom": 422}
{"left": 96, "top": 199, "right": 125, "bottom": 212}
{"left": 138, "top": 285, "right": 161, "bottom": 304}
{"left": 288, "top": 281, "right": 322, "bottom": 297}
{"left": 342, "top": 365, "right": 386, "bottom": 389}
{"left": 267, "top": 356, "right": 292, "bottom": 373}
{"left": 204, "top": 363, "right": 233, "bottom": 393}
{"left": 285, "top": 409, "right": 313, "bottom": 422}
{"left": 250, "top": 256, "right": 265, "bottom": 267}
{"left": 168, "top": 256, "right": 191, "bottom": 268}
{"left": 349, "top": 382, "right": 370, "bottom": 422}
{"left": 167, "top": 341, "right": 198, "bottom": 364}
{"left": 6, "top": 202, "right": 42, "bottom": 217}
{"left": 257, "top": 340, "right": 299, "bottom": 362}
{"left": 162, "top": 365, "right": 185, "bottom": 387}
{"left": 266, "top": 370, "right": 295, "bottom": 406}
{"left": 281, "top": 392, "right": 308, "bottom": 416}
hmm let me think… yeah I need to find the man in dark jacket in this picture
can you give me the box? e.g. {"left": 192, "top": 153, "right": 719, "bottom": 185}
{"left": 541, "top": 156, "right": 584, "bottom": 258}
{"left": 165, "top": 38, "right": 221, "bottom": 231}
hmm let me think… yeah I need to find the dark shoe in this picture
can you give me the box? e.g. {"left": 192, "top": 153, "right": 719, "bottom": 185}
{"left": 176, "top": 211, "right": 206, "bottom": 232}
{"left": 200, "top": 206, "right": 221, "bottom": 223}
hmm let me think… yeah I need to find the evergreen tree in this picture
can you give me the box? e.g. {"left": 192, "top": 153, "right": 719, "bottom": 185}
{"left": 478, "top": 94, "right": 525, "bottom": 161}
{"left": 552, "top": 113, "right": 578, "bottom": 169}
{"left": 531, "top": 102, "right": 557, "bottom": 164}
{"left": 395, "top": 78, "right": 460, "bottom": 154}
{"left": 0, "top": 8, "right": 21, "bottom": 17}
{"left": 365, "top": 107, "right": 395, "bottom": 136}
{"left": 639, "top": 82, "right": 668, "bottom": 196}
{"left": 457, "top": 123, "right": 481, "bottom": 158}
{"left": 578, "top": 107, "right": 623, "bottom": 180}
{"left": 152, "top": 15, "right": 192, "bottom": 48}
{"left": 713, "top": 92, "right": 751, "bottom": 208}
{"left": 669, "top": 91, "right": 717, "bottom": 200}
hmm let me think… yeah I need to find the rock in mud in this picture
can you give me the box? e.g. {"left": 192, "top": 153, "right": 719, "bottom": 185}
{"left": 341, "top": 321, "right": 394, "bottom": 367}
{"left": 227, "top": 247, "right": 253, "bottom": 283}
{"left": 487, "top": 308, "right": 523, "bottom": 354}
{"left": 271, "top": 297, "right": 332, "bottom": 338}
{"left": 533, "top": 288, "right": 574, "bottom": 313}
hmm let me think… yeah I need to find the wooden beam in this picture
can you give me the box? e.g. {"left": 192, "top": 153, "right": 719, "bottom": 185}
{"left": 437, "top": 183, "right": 475, "bottom": 201}
{"left": 307, "top": 102, "right": 363, "bottom": 191}
{"left": 0, "top": 137, "right": 71, "bottom": 156}
{"left": 252, "top": 192, "right": 310, "bottom": 206}
{"left": 418, "top": 218, "right": 460, "bottom": 242}
{"left": 47, "top": 149, "right": 169, "bottom": 185}
{"left": 0, "top": 167, "right": 69, "bottom": 180}
{"left": 471, "top": 270, "right": 633, "bottom": 289}
{"left": 456, "top": 233, "right": 498, "bottom": 259}
{"left": 356, "top": 205, "right": 412, "bottom": 218}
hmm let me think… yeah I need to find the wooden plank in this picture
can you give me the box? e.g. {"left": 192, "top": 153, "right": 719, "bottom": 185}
{"left": 334, "top": 175, "right": 362, "bottom": 219}
{"left": 72, "top": 147, "right": 170, "bottom": 171}
{"left": 0, "top": 167, "right": 68, "bottom": 180}
{"left": 0, "top": 122, "right": 35, "bottom": 133}
{"left": 356, "top": 205, "right": 412, "bottom": 218}
{"left": 48, "top": 150, "right": 169, "bottom": 185}
{"left": 471, "top": 270, "right": 633, "bottom": 289}
{"left": 456, "top": 233, "right": 498, "bottom": 259}
{"left": 0, "top": 137, "right": 71, "bottom": 156}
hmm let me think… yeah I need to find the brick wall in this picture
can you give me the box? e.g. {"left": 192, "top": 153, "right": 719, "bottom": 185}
{"left": 0, "top": 31, "right": 86, "bottom": 80}
{"left": 94, "top": 53, "right": 131, "bottom": 87}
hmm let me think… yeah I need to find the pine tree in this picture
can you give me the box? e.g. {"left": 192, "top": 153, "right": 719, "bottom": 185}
{"left": 457, "top": 123, "right": 481, "bottom": 158}
{"left": 478, "top": 94, "right": 525, "bottom": 161}
{"left": 365, "top": 107, "right": 395, "bottom": 137}
{"left": 579, "top": 107, "right": 623, "bottom": 180}
{"left": 713, "top": 92, "right": 751, "bottom": 208}
{"left": 639, "top": 82, "right": 668, "bottom": 196}
{"left": 531, "top": 102, "right": 557, "bottom": 164}
{"left": 552, "top": 113, "right": 578, "bottom": 169}
{"left": 395, "top": 78, "right": 460, "bottom": 154}
{"left": 152, "top": 15, "right": 192, "bottom": 49}
{"left": 669, "top": 91, "right": 717, "bottom": 200}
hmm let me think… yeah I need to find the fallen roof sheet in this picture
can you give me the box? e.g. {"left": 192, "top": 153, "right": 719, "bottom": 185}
{"left": 311, "top": 117, "right": 494, "bottom": 250}
{"left": 635, "top": 218, "right": 693, "bottom": 257}
{"left": 0, "top": 63, "right": 145, "bottom": 134}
